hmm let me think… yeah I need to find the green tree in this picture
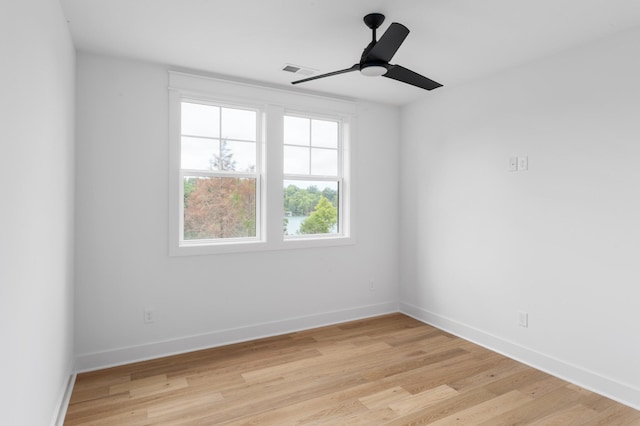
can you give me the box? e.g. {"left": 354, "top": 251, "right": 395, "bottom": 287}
{"left": 321, "top": 187, "right": 337, "bottom": 205}
{"left": 296, "top": 191, "right": 316, "bottom": 215}
{"left": 299, "top": 196, "right": 337, "bottom": 234}
{"left": 284, "top": 184, "right": 300, "bottom": 215}
{"left": 184, "top": 178, "right": 196, "bottom": 206}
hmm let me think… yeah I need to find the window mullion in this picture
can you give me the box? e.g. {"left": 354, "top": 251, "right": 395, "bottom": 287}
{"left": 265, "top": 104, "right": 285, "bottom": 244}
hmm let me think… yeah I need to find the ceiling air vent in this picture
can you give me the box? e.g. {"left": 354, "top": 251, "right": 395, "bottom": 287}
{"left": 282, "top": 64, "right": 316, "bottom": 76}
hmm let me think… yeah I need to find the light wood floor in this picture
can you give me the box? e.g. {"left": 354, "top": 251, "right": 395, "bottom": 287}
{"left": 65, "top": 314, "right": 640, "bottom": 425}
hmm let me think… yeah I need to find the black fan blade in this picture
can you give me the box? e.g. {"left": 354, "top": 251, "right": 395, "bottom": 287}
{"left": 384, "top": 64, "right": 442, "bottom": 91}
{"left": 291, "top": 64, "right": 359, "bottom": 85}
{"left": 365, "top": 22, "right": 409, "bottom": 62}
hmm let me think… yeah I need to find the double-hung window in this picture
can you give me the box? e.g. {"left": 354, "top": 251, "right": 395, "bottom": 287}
{"left": 169, "top": 71, "right": 355, "bottom": 255}
{"left": 283, "top": 114, "right": 342, "bottom": 238}
{"left": 179, "top": 101, "right": 261, "bottom": 243}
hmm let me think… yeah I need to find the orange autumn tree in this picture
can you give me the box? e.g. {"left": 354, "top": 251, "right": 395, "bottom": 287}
{"left": 183, "top": 141, "right": 256, "bottom": 239}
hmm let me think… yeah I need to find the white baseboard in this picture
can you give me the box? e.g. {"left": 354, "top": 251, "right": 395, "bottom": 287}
{"left": 400, "top": 302, "right": 640, "bottom": 411}
{"left": 52, "top": 372, "right": 76, "bottom": 426}
{"left": 75, "top": 302, "right": 398, "bottom": 373}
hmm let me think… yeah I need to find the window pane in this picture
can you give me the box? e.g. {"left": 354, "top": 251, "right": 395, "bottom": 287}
{"left": 225, "top": 140, "right": 256, "bottom": 172}
{"left": 183, "top": 176, "right": 256, "bottom": 240}
{"left": 283, "top": 180, "right": 338, "bottom": 236}
{"left": 311, "top": 119, "right": 338, "bottom": 148}
{"left": 311, "top": 148, "right": 338, "bottom": 176}
{"left": 284, "top": 146, "right": 310, "bottom": 174}
{"left": 181, "top": 137, "right": 219, "bottom": 170}
{"left": 284, "top": 116, "right": 310, "bottom": 146}
{"left": 182, "top": 103, "right": 219, "bottom": 137}
{"left": 221, "top": 108, "right": 256, "bottom": 141}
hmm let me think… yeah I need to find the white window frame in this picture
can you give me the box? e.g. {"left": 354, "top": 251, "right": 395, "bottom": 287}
{"left": 178, "top": 99, "right": 263, "bottom": 246}
{"left": 169, "top": 71, "right": 355, "bottom": 256}
{"left": 283, "top": 111, "right": 345, "bottom": 240}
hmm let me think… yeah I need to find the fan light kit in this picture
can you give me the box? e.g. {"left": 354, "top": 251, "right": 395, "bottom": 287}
{"left": 292, "top": 13, "right": 442, "bottom": 91}
{"left": 361, "top": 65, "right": 387, "bottom": 77}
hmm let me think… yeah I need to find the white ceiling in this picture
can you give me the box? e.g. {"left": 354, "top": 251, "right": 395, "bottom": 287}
{"left": 59, "top": 0, "right": 640, "bottom": 105}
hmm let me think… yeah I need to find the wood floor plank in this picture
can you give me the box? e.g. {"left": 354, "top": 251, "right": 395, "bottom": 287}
{"left": 527, "top": 403, "right": 599, "bottom": 426}
{"left": 146, "top": 392, "right": 223, "bottom": 418}
{"left": 320, "top": 407, "right": 399, "bottom": 425}
{"left": 358, "top": 386, "right": 413, "bottom": 410}
{"left": 476, "top": 385, "right": 584, "bottom": 425}
{"left": 387, "top": 384, "right": 459, "bottom": 416}
{"left": 128, "top": 377, "right": 189, "bottom": 399}
{"left": 286, "top": 398, "right": 370, "bottom": 425}
{"left": 518, "top": 375, "right": 569, "bottom": 399}
{"left": 447, "top": 357, "right": 527, "bottom": 392}
{"left": 109, "top": 374, "right": 168, "bottom": 395}
{"left": 64, "top": 393, "right": 133, "bottom": 423}
{"left": 240, "top": 341, "right": 391, "bottom": 382}
{"left": 426, "top": 390, "right": 534, "bottom": 425}
{"left": 64, "top": 313, "right": 640, "bottom": 425}
{"left": 385, "top": 387, "right": 500, "bottom": 426}
{"left": 579, "top": 403, "right": 640, "bottom": 426}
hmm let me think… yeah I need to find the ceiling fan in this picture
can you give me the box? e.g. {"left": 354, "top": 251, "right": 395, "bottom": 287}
{"left": 291, "top": 13, "right": 442, "bottom": 91}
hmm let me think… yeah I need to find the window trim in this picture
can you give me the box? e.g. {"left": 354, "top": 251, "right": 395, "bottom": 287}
{"left": 168, "top": 71, "right": 356, "bottom": 256}
{"left": 283, "top": 111, "right": 344, "bottom": 240}
{"left": 178, "top": 98, "right": 263, "bottom": 246}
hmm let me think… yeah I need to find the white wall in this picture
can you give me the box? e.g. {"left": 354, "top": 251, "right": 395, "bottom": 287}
{"left": 400, "top": 27, "right": 640, "bottom": 408}
{"left": 0, "top": 1, "right": 75, "bottom": 425}
{"left": 74, "top": 53, "right": 400, "bottom": 369}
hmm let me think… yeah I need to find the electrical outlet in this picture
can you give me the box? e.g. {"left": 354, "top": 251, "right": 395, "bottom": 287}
{"left": 518, "top": 156, "right": 528, "bottom": 171}
{"left": 509, "top": 157, "right": 518, "bottom": 172}
{"left": 144, "top": 309, "right": 154, "bottom": 324}
{"left": 518, "top": 311, "right": 528, "bottom": 328}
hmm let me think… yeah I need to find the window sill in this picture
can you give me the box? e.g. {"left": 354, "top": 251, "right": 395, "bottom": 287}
{"left": 169, "top": 235, "right": 354, "bottom": 256}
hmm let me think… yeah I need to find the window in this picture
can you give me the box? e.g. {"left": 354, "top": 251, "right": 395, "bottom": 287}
{"left": 283, "top": 115, "right": 341, "bottom": 237}
{"left": 180, "top": 101, "right": 260, "bottom": 243}
{"left": 169, "top": 71, "right": 355, "bottom": 255}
